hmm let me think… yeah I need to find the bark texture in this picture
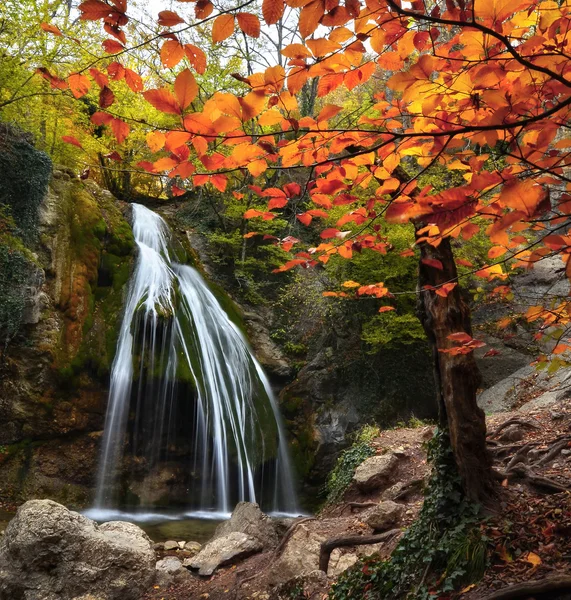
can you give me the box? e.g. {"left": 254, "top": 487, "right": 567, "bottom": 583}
{"left": 416, "top": 235, "right": 494, "bottom": 502}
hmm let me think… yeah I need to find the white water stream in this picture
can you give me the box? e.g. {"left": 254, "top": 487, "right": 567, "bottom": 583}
{"left": 89, "top": 204, "right": 299, "bottom": 519}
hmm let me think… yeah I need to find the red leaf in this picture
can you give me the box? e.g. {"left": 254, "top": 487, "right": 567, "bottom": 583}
{"left": 158, "top": 10, "right": 185, "bottom": 27}
{"left": 62, "top": 135, "right": 83, "bottom": 148}
{"left": 40, "top": 22, "right": 62, "bottom": 36}
{"left": 99, "top": 86, "right": 115, "bottom": 108}
{"left": 421, "top": 258, "right": 444, "bottom": 270}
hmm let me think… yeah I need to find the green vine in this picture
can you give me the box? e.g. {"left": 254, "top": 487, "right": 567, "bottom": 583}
{"left": 330, "top": 429, "right": 487, "bottom": 600}
{"left": 324, "top": 425, "right": 380, "bottom": 506}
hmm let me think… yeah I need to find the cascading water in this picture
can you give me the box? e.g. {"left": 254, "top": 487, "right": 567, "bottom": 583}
{"left": 89, "top": 203, "right": 299, "bottom": 519}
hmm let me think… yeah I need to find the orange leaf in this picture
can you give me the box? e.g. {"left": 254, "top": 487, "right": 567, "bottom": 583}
{"left": 379, "top": 306, "right": 395, "bottom": 313}
{"left": 237, "top": 13, "right": 260, "bottom": 37}
{"left": 211, "top": 174, "right": 227, "bottom": 192}
{"left": 184, "top": 44, "right": 207, "bottom": 75}
{"left": 146, "top": 131, "right": 166, "bottom": 152}
{"left": 161, "top": 39, "right": 185, "bottom": 68}
{"left": 263, "top": 0, "right": 285, "bottom": 25}
{"left": 143, "top": 88, "right": 181, "bottom": 115}
{"left": 158, "top": 10, "right": 185, "bottom": 27}
{"left": 89, "top": 68, "right": 109, "bottom": 88}
{"left": 299, "top": 0, "right": 325, "bottom": 38}
{"left": 40, "top": 22, "right": 62, "bottom": 36}
{"left": 174, "top": 69, "right": 198, "bottom": 110}
{"left": 297, "top": 213, "right": 312, "bottom": 226}
{"left": 68, "top": 73, "right": 91, "bottom": 99}
{"left": 124, "top": 68, "right": 143, "bottom": 92}
{"left": 212, "top": 15, "right": 235, "bottom": 43}
{"left": 102, "top": 39, "right": 124, "bottom": 53}
{"left": 110, "top": 118, "right": 129, "bottom": 144}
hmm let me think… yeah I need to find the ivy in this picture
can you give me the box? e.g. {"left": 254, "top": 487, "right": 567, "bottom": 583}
{"left": 324, "top": 425, "right": 380, "bottom": 505}
{"left": 330, "top": 429, "right": 487, "bottom": 600}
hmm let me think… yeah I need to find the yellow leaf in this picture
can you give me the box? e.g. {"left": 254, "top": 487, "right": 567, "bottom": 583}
{"left": 342, "top": 280, "right": 360, "bottom": 288}
{"left": 524, "top": 551, "right": 542, "bottom": 566}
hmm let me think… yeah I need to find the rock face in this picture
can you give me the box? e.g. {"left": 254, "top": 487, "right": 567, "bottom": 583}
{"left": 353, "top": 454, "right": 399, "bottom": 492}
{"left": 364, "top": 500, "right": 404, "bottom": 531}
{"left": 0, "top": 500, "right": 155, "bottom": 600}
{"left": 327, "top": 549, "right": 358, "bottom": 578}
{"left": 0, "top": 160, "right": 135, "bottom": 506}
{"left": 213, "top": 502, "right": 278, "bottom": 550}
{"left": 188, "top": 532, "right": 263, "bottom": 576}
{"left": 267, "top": 524, "right": 326, "bottom": 587}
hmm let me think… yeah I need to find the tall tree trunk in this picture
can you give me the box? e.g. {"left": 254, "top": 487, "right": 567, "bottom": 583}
{"left": 416, "top": 234, "right": 494, "bottom": 503}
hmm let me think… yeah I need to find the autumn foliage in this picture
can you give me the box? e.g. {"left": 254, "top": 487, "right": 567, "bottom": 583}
{"left": 39, "top": 0, "right": 571, "bottom": 496}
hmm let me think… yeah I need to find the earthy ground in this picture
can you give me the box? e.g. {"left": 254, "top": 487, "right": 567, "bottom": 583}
{"left": 144, "top": 401, "right": 571, "bottom": 600}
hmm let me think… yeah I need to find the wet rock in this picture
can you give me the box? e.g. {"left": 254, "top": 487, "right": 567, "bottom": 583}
{"left": 155, "top": 556, "right": 191, "bottom": 586}
{"left": 214, "top": 502, "right": 278, "bottom": 550}
{"left": 364, "top": 500, "right": 404, "bottom": 532}
{"left": 164, "top": 540, "right": 179, "bottom": 551}
{"left": 0, "top": 499, "right": 155, "bottom": 600}
{"left": 327, "top": 549, "right": 358, "bottom": 578}
{"left": 267, "top": 524, "right": 325, "bottom": 586}
{"left": 153, "top": 542, "right": 164, "bottom": 551}
{"left": 188, "top": 532, "right": 262, "bottom": 576}
{"left": 352, "top": 454, "right": 399, "bottom": 492}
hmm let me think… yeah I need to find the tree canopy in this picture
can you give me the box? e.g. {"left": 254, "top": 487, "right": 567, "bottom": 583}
{"left": 30, "top": 0, "right": 571, "bottom": 499}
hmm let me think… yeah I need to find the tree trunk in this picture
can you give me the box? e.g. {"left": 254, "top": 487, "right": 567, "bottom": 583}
{"left": 416, "top": 234, "right": 494, "bottom": 502}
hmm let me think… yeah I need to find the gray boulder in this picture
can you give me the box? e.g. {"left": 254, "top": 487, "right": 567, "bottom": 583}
{"left": 353, "top": 454, "right": 399, "bottom": 492}
{"left": 187, "top": 532, "right": 262, "bottom": 576}
{"left": 267, "top": 524, "right": 325, "bottom": 586}
{"left": 0, "top": 499, "right": 155, "bottom": 600}
{"left": 163, "top": 540, "right": 179, "bottom": 551}
{"left": 155, "top": 556, "right": 191, "bottom": 587}
{"left": 214, "top": 501, "right": 278, "bottom": 549}
{"left": 364, "top": 501, "right": 404, "bottom": 531}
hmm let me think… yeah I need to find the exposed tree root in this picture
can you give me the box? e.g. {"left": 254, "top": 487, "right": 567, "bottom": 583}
{"left": 394, "top": 478, "right": 425, "bottom": 500}
{"left": 341, "top": 502, "right": 378, "bottom": 514}
{"left": 535, "top": 436, "right": 571, "bottom": 467}
{"left": 483, "top": 574, "right": 571, "bottom": 599}
{"left": 318, "top": 529, "right": 401, "bottom": 573}
{"left": 494, "top": 466, "right": 570, "bottom": 494}
{"left": 488, "top": 418, "right": 541, "bottom": 439}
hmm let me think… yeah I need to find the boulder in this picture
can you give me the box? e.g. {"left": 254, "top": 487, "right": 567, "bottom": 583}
{"left": 267, "top": 524, "right": 326, "bottom": 587}
{"left": 353, "top": 454, "right": 399, "bottom": 492}
{"left": 214, "top": 502, "right": 278, "bottom": 550}
{"left": 327, "top": 549, "right": 358, "bottom": 578}
{"left": 0, "top": 499, "right": 155, "bottom": 600}
{"left": 187, "top": 532, "right": 262, "bottom": 576}
{"left": 364, "top": 500, "right": 404, "bottom": 531}
{"left": 155, "top": 556, "right": 191, "bottom": 587}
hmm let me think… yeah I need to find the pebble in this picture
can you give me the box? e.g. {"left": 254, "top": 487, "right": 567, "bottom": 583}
{"left": 164, "top": 540, "right": 179, "bottom": 551}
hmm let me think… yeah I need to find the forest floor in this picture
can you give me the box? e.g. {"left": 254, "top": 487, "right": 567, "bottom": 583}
{"left": 143, "top": 400, "right": 571, "bottom": 600}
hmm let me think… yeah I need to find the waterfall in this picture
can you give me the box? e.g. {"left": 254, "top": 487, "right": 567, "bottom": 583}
{"left": 89, "top": 203, "right": 299, "bottom": 518}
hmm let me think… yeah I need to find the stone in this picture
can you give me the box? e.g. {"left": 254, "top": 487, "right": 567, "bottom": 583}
{"left": 164, "top": 540, "right": 179, "bottom": 551}
{"left": 0, "top": 499, "right": 155, "bottom": 600}
{"left": 187, "top": 532, "right": 262, "bottom": 576}
{"left": 153, "top": 542, "right": 164, "bottom": 551}
{"left": 214, "top": 502, "right": 278, "bottom": 550}
{"left": 364, "top": 500, "right": 404, "bottom": 531}
{"left": 327, "top": 549, "right": 358, "bottom": 578}
{"left": 381, "top": 481, "right": 405, "bottom": 501}
{"left": 352, "top": 454, "right": 399, "bottom": 492}
{"left": 178, "top": 541, "right": 186, "bottom": 549}
{"left": 266, "top": 524, "right": 325, "bottom": 587}
{"left": 184, "top": 541, "right": 202, "bottom": 553}
{"left": 155, "top": 556, "right": 191, "bottom": 587}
